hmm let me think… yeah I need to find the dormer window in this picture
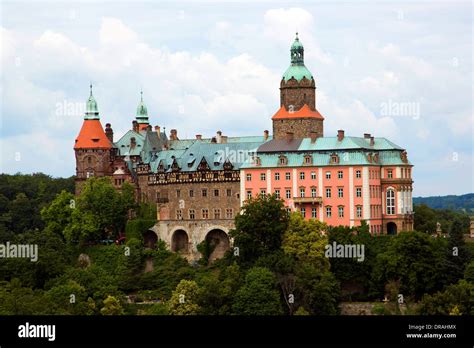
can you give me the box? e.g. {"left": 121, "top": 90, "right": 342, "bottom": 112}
{"left": 279, "top": 155, "right": 288, "bottom": 166}
{"left": 255, "top": 156, "right": 261, "bottom": 166}
{"left": 304, "top": 155, "right": 312, "bottom": 165}
{"left": 330, "top": 153, "right": 339, "bottom": 164}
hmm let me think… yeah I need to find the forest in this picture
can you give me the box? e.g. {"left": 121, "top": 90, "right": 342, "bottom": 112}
{"left": 0, "top": 173, "right": 472, "bottom": 315}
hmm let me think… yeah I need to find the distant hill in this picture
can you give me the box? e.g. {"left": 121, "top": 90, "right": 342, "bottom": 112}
{"left": 413, "top": 193, "right": 474, "bottom": 212}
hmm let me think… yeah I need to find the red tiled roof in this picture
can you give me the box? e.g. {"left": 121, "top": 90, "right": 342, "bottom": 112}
{"left": 74, "top": 120, "right": 112, "bottom": 149}
{"left": 271, "top": 104, "right": 325, "bottom": 120}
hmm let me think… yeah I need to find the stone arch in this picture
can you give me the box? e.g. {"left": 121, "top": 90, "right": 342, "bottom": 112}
{"left": 387, "top": 222, "right": 397, "bottom": 235}
{"left": 171, "top": 229, "right": 189, "bottom": 253}
{"left": 205, "top": 228, "right": 230, "bottom": 262}
{"left": 143, "top": 230, "right": 157, "bottom": 249}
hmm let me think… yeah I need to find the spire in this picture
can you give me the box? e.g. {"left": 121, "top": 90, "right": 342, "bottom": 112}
{"left": 84, "top": 84, "right": 99, "bottom": 120}
{"left": 136, "top": 90, "right": 149, "bottom": 125}
{"left": 290, "top": 32, "right": 304, "bottom": 65}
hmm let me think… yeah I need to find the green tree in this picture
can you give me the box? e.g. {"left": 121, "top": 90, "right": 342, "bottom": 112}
{"left": 372, "top": 232, "right": 446, "bottom": 299}
{"left": 282, "top": 212, "right": 329, "bottom": 269}
{"left": 418, "top": 280, "right": 474, "bottom": 315}
{"left": 100, "top": 295, "right": 124, "bottom": 315}
{"left": 168, "top": 280, "right": 201, "bottom": 315}
{"left": 232, "top": 267, "right": 283, "bottom": 315}
{"left": 41, "top": 190, "right": 75, "bottom": 236}
{"left": 229, "top": 194, "right": 288, "bottom": 266}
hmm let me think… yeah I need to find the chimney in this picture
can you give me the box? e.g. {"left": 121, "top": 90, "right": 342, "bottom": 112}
{"left": 211, "top": 136, "right": 217, "bottom": 143}
{"left": 132, "top": 120, "right": 139, "bottom": 133}
{"left": 370, "top": 136, "right": 375, "bottom": 147}
{"left": 221, "top": 135, "right": 228, "bottom": 144}
{"left": 170, "top": 129, "right": 178, "bottom": 141}
{"left": 216, "top": 130, "right": 222, "bottom": 144}
{"left": 196, "top": 134, "right": 202, "bottom": 140}
{"left": 146, "top": 125, "right": 152, "bottom": 132}
{"left": 105, "top": 123, "right": 113, "bottom": 143}
{"left": 364, "top": 133, "right": 371, "bottom": 139}
{"left": 285, "top": 131, "right": 294, "bottom": 143}
{"left": 337, "top": 129, "right": 345, "bottom": 141}
{"left": 310, "top": 131, "right": 317, "bottom": 143}
{"left": 130, "top": 137, "right": 136, "bottom": 149}
{"left": 263, "top": 130, "right": 269, "bottom": 140}
{"left": 155, "top": 125, "right": 161, "bottom": 136}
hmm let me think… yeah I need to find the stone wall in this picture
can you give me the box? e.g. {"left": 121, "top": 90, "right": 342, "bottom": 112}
{"left": 273, "top": 117, "right": 324, "bottom": 140}
{"left": 280, "top": 77, "right": 316, "bottom": 111}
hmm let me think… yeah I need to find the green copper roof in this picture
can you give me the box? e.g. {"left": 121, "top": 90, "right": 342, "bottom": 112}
{"left": 114, "top": 130, "right": 145, "bottom": 157}
{"left": 136, "top": 91, "right": 149, "bottom": 124}
{"left": 283, "top": 65, "right": 313, "bottom": 82}
{"left": 282, "top": 33, "right": 313, "bottom": 82}
{"left": 84, "top": 84, "right": 99, "bottom": 120}
{"left": 298, "top": 136, "right": 404, "bottom": 151}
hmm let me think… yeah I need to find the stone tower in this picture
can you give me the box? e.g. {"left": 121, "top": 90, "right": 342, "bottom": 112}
{"left": 74, "top": 85, "right": 113, "bottom": 194}
{"left": 135, "top": 90, "right": 150, "bottom": 131}
{"left": 272, "top": 33, "right": 324, "bottom": 140}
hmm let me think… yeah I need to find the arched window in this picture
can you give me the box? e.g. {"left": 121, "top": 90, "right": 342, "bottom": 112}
{"left": 386, "top": 189, "right": 395, "bottom": 215}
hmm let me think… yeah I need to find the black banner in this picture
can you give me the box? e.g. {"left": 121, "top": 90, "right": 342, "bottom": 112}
{"left": 0, "top": 315, "right": 472, "bottom": 347}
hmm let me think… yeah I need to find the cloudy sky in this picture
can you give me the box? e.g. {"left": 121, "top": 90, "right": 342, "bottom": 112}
{"left": 0, "top": 1, "right": 472, "bottom": 196}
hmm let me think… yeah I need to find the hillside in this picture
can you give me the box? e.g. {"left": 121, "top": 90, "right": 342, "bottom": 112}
{"left": 413, "top": 193, "right": 474, "bottom": 212}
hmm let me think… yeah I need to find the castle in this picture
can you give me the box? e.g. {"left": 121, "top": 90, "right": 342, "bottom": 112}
{"left": 74, "top": 34, "right": 414, "bottom": 261}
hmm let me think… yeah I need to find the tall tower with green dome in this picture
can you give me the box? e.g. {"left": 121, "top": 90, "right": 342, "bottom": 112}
{"left": 272, "top": 33, "right": 324, "bottom": 140}
{"left": 136, "top": 91, "right": 149, "bottom": 131}
{"left": 280, "top": 32, "right": 316, "bottom": 111}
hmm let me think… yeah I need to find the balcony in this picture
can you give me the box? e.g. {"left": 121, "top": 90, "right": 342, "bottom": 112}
{"left": 292, "top": 196, "right": 323, "bottom": 204}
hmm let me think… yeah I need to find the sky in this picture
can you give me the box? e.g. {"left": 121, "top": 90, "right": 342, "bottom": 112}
{"left": 0, "top": 0, "right": 472, "bottom": 196}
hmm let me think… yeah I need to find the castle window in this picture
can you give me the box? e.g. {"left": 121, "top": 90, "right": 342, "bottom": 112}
{"left": 356, "top": 187, "right": 362, "bottom": 197}
{"left": 260, "top": 173, "right": 266, "bottom": 181}
{"left": 225, "top": 209, "right": 233, "bottom": 219}
{"left": 387, "top": 169, "right": 393, "bottom": 178}
{"left": 214, "top": 209, "right": 221, "bottom": 219}
{"left": 326, "top": 188, "right": 331, "bottom": 198}
{"left": 247, "top": 190, "right": 252, "bottom": 199}
{"left": 338, "top": 206, "right": 344, "bottom": 218}
{"left": 285, "top": 172, "right": 291, "bottom": 180}
{"left": 338, "top": 188, "right": 344, "bottom": 198}
{"left": 202, "top": 189, "right": 207, "bottom": 197}
{"left": 386, "top": 189, "right": 395, "bottom": 215}
{"left": 300, "top": 208, "right": 306, "bottom": 218}
{"left": 176, "top": 210, "right": 183, "bottom": 220}
{"left": 311, "top": 171, "right": 316, "bottom": 180}
{"left": 202, "top": 209, "right": 209, "bottom": 219}
{"left": 260, "top": 189, "right": 266, "bottom": 195}
{"left": 299, "top": 172, "right": 305, "bottom": 180}
{"left": 311, "top": 208, "right": 317, "bottom": 219}
{"left": 246, "top": 173, "right": 252, "bottom": 181}
{"left": 286, "top": 189, "right": 291, "bottom": 199}
{"left": 279, "top": 156, "right": 288, "bottom": 165}
{"left": 331, "top": 154, "right": 339, "bottom": 164}
{"left": 356, "top": 170, "right": 361, "bottom": 178}
{"left": 326, "top": 171, "right": 331, "bottom": 179}
{"left": 176, "top": 189, "right": 181, "bottom": 198}
{"left": 311, "top": 187, "right": 317, "bottom": 198}
{"left": 275, "top": 172, "right": 280, "bottom": 181}
{"left": 87, "top": 157, "right": 92, "bottom": 165}
{"left": 300, "top": 188, "right": 305, "bottom": 198}
{"left": 214, "top": 189, "right": 219, "bottom": 197}
{"left": 326, "top": 206, "right": 332, "bottom": 218}
{"left": 189, "top": 209, "right": 195, "bottom": 220}
{"left": 275, "top": 189, "right": 281, "bottom": 199}
{"left": 356, "top": 206, "right": 362, "bottom": 218}
{"left": 226, "top": 189, "right": 232, "bottom": 197}
{"left": 304, "top": 155, "right": 312, "bottom": 165}
{"left": 189, "top": 190, "right": 194, "bottom": 198}
{"left": 338, "top": 171, "right": 343, "bottom": 179}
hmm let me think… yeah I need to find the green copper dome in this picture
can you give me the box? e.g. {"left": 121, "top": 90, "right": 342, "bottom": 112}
{"left": 136, "top": 91, "right": 149, "bottom": 124}
{"left": 282, "top": 33, "right": 313, "bottom": 82}
{"left": 85, "top": 84, "right": 99, "bottom": 120}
